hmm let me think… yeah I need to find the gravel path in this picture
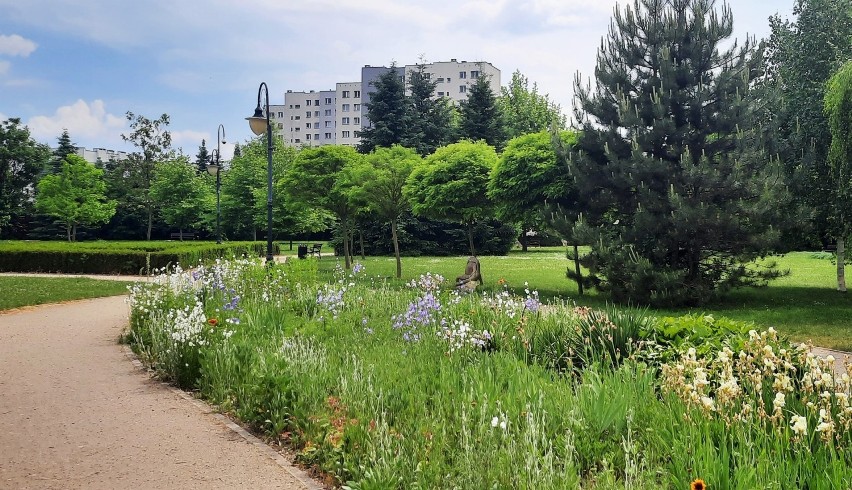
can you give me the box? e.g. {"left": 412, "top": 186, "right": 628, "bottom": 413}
{"left": 0, "top": 296, "right": 319, "bottom": 489}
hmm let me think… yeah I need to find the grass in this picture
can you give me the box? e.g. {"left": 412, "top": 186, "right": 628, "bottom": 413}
{"left": 315, "top": 248, "right": 852, "bottom": 351}
{"left": 0, "top": 276, "right": 133, "bottom": 311}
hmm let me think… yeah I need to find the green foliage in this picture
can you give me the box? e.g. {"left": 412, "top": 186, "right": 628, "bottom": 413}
{"left": 406, "top": 140, "right": 497, "bottom": 254}
{"left": 358, "top": 65, "right": 407, "bottom": 154}
{"left": 824, "top": 61, "right": 852, "bottom": 240}
{"left": 194, "top": 139, "right": 210, "bottom": 174}
{"left": 49, "top": 129, "right": 78, "bottom": 175}
{"left": 402, "top": 64, "right": 455, "bottom": 156}
{"left": 499, "top": 70, "right": 567, "bottom": 139}
{"left": 36, "top": 154, "right": 116, "bottom": 241}
{"left": 571, "top": 0, "right": 787, "bottom": 305}
{"left": 458, "top": 74, "right": 506, "bottom": 149}
{"left": 0, "top": 118, "right": 51, "bottom": 238}
{"left": 150, "top": 156, "right": 212, "bottom": 234}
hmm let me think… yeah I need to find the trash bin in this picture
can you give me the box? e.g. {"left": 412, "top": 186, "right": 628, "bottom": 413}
{"left": 297, "top": 244, "right": 308, "bottom": 259}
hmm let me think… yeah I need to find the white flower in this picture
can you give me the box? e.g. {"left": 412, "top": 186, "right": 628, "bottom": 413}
{"left": 499, "top": 420, "right": 507, "bottom": 430}
{"left": 790, "top": 415, "right": 807, "bottom": 436}
{"left": 491, "top": 416, "right": 499, "bottom": 428}
{"left": 700, "top": 396, "right": 715, "bottom": 411}
{"left": 773, "top": 392, "right": 786, "bottom": 410}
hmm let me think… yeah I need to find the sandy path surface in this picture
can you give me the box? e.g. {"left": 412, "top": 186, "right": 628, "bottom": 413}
{"left": 0, "top": 296, "right": 316, "bottom": 490}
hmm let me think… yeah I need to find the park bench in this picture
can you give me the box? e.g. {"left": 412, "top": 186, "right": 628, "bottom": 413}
{"left": 170, "top": 232, "right": 195, "bottom": 240}
{"left": 309, "top": 243, "right": 323, "bottom": 258}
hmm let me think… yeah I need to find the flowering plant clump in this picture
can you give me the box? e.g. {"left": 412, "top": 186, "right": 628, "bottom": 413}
{"left": 439, "top": 318, "right": 493, "bottom": 354}
{"left": 407, "top": 272, "right": 444, "bottom": 292}
{"left": 392, "top": 291, "right": 441, "bottom": 342}
{"left": 661, "top": 327, "right": 852, "bottom": 448}
{"left": 316, "top": 284, "right": 347, "bottom": 321}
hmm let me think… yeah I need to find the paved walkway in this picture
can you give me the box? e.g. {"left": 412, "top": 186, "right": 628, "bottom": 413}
{"left": 0, "top": 296, "right": 319, "bottom": 489}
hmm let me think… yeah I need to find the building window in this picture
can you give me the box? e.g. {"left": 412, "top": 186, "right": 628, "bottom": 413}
{"left": 295, "top": 104, "right": 301, "bottom": 108}
{"left": 325, "top": 97, "right": 332, "bottom": 104}
{"left": 306, "top": 134, "right": 312, "bottom": 140}
{"left": 314, "top": 133, "right": 320, "bottom": 140}
{"left": 314, "top": 111, "right": 320, "bottom": 117}
{"left": 354, "top": 90, "right": 360, "bottom": 97}
{"left": 295, "top": 115, "right": 300, "bottom": 120}
{"left": 277, "top": 123, "right": 283, "bottom": 129}
{"left": 471, "top": 70, "right": 480, "bottom": 79}
{"left": 315, "top": 99, "right": 320, "bottom": 105}
{"left": 342, "top": 131, "right": 350, "bottom": 138}
{"left": 325, "top": 132, "right": 332, "bottom": 139}
{"left": 437, "top": 91, "right": 444, "bottom": 96}
{"left": 325, "top": 121, "right": 333, "bottom": 128}
{"left": 459, "top": 71, "right": 466, "bottom": 79}
{"left": 354, "top": 103, "right": 361, "bottom": 111}
{"left": 447, "top": 77, "right": 451, "bottom": 82}
{"left": 277, "top": 111, "right": 283, "bottom": 118}
{"left": 295, "top": 127, "right": 300, "bottom": 131}
{"left": 295, "top": 139, "right": 300, "bottom": 143}
{"left": 342, "top": 117, "right": 350, "bottom": 125}
{"left": 306, "top": 100, "right": 312, "bottom": 106}
{"left": 354, "top": 117, "right": 360, "bottom": 125}
{"left": 306, "top": 111, "right": 311, "bottom": 118}
{"left": 460, "top": 85, "right": 467, "bottom": 93}
{"left": 289, "top": 104, "right": 293, "bottom": 109}
{"left": 342, "top": 104, "right": 350, "bottom": 112}
{"left": 437, "top": 77, "right": 444, "bottom": 83}
{"left": 342, "top": 90, "right": 350, "bottom": 98}
{"left": 312, "top": 122, "right": 317, "bottom": 129}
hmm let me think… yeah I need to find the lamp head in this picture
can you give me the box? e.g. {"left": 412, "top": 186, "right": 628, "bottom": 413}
{"left": 246, "top": 107, "right": 267, "bottom": 136}
{"left": 206, "top": 163, "right": 220, "bottom": 176}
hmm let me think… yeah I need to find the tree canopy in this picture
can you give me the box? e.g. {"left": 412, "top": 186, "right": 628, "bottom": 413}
{"left": 358, "top": 65, "right": 408, "bottom": 153}
{"left": 458, "top": 74, "right": 506, "bottom": 150}
{"left": 0, "top": 118, "right": 51, "bottom": 238}
{"left": 499, "top": 71, "right": 566, "bottom": 139}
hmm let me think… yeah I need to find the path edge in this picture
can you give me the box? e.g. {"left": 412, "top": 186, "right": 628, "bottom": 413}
{"left": 121, "top": 345, "right": 326, "bottom": 490}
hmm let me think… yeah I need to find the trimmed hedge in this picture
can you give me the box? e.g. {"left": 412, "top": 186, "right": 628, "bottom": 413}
{"left": 0, "top": 241, "right": 278, "bottom": 274}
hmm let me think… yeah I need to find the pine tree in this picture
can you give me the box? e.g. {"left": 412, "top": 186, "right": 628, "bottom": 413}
{"left": 403, "top": 63, "right": 454, "bottom": 156}
{"left": 195, "top": 139, "right": 210, "bottom": 174}
{"left": 50, "top": 129, "right": 77, "bottom": 175}
{"left": 571, "top": 0, "right": 787, "bottom": 306}
{"left": 358, "top": 64, "right": 408, "bottom": 153}
{"left": 233, "top": 142, "right": 241, "bottom": 158}
{"left": 458, "top": 73, "right": 506, "bottom": 149}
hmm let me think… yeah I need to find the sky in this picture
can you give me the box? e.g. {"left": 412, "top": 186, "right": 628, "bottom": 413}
{"left": 0, "top": 0, "right": 794, "bottom": 160}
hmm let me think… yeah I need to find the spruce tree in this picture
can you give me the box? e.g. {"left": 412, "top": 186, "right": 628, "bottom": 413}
{"left": 571, "top": 0, "right": 786, "bottom": 305}
{"left": 358, "top": 64, "right": 408, "bottom": 153}
{"left": 458, "top": 73, "right": 506, "bottom": 149}
{"left": 50, "top": 129, "right": 77, "bottom": 175}
{"left": 403, "top": 63, "right": 454, "bottom": 156}
{"left": 195, "top": 139, "right": 210, "bottom": 174}
{"left": 233, "top": 142, "right": 241, "bottom": 158}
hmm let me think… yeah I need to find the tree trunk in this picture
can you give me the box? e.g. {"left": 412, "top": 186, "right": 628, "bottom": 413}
{"left": 838, "top": 236, "right": 847, "bottom": 292}
{"left": 253, "top": 228, "right": 257, "bottom": 241}
{"left": 72, "top": 223, "right": 77, "bottom": 242}
{"left": 146, "top": 204, "right": 153, "bottom": 241}
{"left": 467, "top": 222, "right": 476, "bottom": 256}
{"left": 344, "top": 233, "right": 352, "bottom": 270}
{"left": 66, "top": 223, "right": 72, "bottom": 242}
{"left": 359, "top": 230, "right": 365, "bottom": 260}
{"left": 392, "top": 217, "right": 402, "bottom": 278}
{"left": 179, "top": 228, "right": 184, "bottom": 242}
{"left": 521, "top": 233, "right": 528, "bottom": 252}
{"left": 573, "top": 242, "right": 584, "bottom": 296}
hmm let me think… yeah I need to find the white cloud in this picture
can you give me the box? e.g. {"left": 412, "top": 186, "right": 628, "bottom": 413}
{"left": 0, "top": 60, "right": 10, "bottom": 75}
{"left": 170, "top": 129, "right": 209, "bottom": 150}
{"left": 0, "top": 34, "right": 37, "bottom": 57}
{"left": 26, "top": 99, "right": 126, "bottom": 146}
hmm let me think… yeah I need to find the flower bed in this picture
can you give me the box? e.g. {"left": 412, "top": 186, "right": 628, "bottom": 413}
{"left": 126, "top": 258, "right": 852, "bottom": 488}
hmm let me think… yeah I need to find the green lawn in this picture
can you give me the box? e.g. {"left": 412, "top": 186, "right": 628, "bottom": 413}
{"left": 316, "top": 248, "right": 852, "bottom": 351}
{"left": 0, "top": 276, "right": 133, "bottom": 311}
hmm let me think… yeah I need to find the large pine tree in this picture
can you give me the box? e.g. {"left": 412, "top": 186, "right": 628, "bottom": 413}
{"left": 50, "top": 129, "right": 77, "bottom": 175}
{"left": 571, "top": 0, "right": 786, "bottom": 305}
{"left": 458, "top": 73, "right": 506, "bottom": 149}
{"left": 358, "top": 65, "right": 408, "bottom": 153}
{"left": 402, "top": 63, "right": 454, "bottom": 156}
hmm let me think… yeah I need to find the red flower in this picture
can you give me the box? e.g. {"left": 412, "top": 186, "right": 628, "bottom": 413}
{"left": 207, "top": 318, "right": 218, "bottom": 326}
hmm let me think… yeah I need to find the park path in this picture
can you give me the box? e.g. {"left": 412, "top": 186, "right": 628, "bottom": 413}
{"left": 0, "top": 295, "right": 320, "bottom": 490}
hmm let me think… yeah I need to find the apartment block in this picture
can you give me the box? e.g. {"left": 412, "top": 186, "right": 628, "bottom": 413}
{"left": 74, "top": 147, "right": 129, "bottom": 164}
{"left": 277, "top": 59, "right": 500, "bottom": 148}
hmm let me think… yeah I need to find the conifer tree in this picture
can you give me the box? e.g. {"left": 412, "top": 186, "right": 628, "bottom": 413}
{"left": 570, "top": 0, "right": 786, "bottom": 305}
{"left": 195, "top": 139, "right": 210, "bottom": 174}
{"left": 358, "top": 64, "right": 408, "bottom": 153}
{"left": 50, "top": 129, "right": 77, "bottom": 175}
{"left": 403, "top": 63, "right": 454, "bottom": 156}
{"left": 458, "top": 73, "right": 506, "bottom": 149}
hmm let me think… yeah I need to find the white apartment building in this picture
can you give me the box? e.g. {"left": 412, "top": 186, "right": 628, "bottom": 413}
{"left": 74, "top": 147, "right": 129, "bottom": 164}
{"left": 277, "top": 59, "right": 500, "bottom": 148}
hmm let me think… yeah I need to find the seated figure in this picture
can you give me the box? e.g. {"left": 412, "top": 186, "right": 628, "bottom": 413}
{"left": 455, "top": 256, "right": 483, "bottom": 291}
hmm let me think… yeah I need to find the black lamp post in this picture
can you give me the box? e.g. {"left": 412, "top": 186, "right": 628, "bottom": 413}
{"left": 247, "top": 82, "right": 274, "bottom": 265}
{"left": 206, "top": 124, "right": 226, "bottom": 245}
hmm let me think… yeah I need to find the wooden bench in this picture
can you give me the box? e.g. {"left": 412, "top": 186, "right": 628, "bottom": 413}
{"left": 170, "top": 232, "right": 195, "bottom": 240}
{"left": 309, "top": 243, "right": 322, "bottom": 258}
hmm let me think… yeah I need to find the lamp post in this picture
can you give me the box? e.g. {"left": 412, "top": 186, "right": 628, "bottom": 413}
{"left": 247, "top": 82, "right": 274, "bottom": 265}
{"left": 206, "top": 124, "right": 226, "bottom": 245}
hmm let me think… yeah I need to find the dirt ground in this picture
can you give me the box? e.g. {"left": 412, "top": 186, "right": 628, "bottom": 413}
{"left": 0, "top": 295, "right": 319, "bottom": 489}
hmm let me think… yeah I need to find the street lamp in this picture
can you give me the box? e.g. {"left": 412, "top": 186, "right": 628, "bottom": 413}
{"left": 206, "top": 124, "right": 226, "bottom": 245}
{"left": 247, "top": 82, "right": 274, "bottom": 265}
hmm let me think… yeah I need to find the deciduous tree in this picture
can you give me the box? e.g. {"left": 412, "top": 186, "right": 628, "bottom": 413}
{"left": 499, "top": 71, "right": 566, "bottom": 139}
{"left": 150, "top": 156, "right": 212, "bottom": 238}
{"left": 36, "top": 154, "right": 116, "bottom": 241}
{"left": 0, "top": 118, "right": 51, "bottom": 238}
{"left": 121, "top": 112, "right": 172, "bottom": 240}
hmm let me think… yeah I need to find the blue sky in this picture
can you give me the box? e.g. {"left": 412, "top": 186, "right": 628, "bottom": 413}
{"left": 0, "top": 0, "right": 793, "bottom": 159}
